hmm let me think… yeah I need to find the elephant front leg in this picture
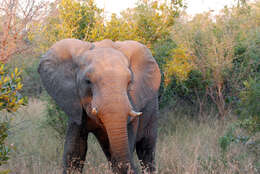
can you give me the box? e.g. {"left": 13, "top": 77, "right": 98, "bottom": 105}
{"left": 93, "top": 128, "right": 111, "bottom": 161}
{"left": 136, "top": 119, "right": 157, "bottom": 174}
{"left": 136, "top": 137, "right": 156, "bottom": 174}
{"left": 63, "top": 122, "right": 88, "bottom": 174}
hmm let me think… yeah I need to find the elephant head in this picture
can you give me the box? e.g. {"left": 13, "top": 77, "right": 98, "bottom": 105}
{"left": 38, "top": 39, "right": 161, "bottom": 171}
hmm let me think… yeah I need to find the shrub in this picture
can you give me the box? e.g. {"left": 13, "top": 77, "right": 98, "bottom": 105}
{"left": 164, "top": 46, "right": 194, "bottom": 84}
{"left": 238, "top": 77, "right": 260, "bottom": 134}
{"left": 35, "top": 0, "right": 102, "bottom": 51}
{"left": 9, "top": 54, "right": 43, "bottom": 98}
{"left": 0, "top": 65, "right": 24, "bottom": 112}
{"left": 0, "top": 62, "right": 25, "bottom": 169}
{"left": 160, "top": 70, "right": 209, "bottom": 113}
{"left": 166, "top": 1, "right": 260, "bottom": 117}
{"left": 218, "top": 77, "right": 260, "bottom": 170}
{"left": 42, "top": 95, "right": 68, "bottom": 140}
{"left": 21, "top": 59, "right": 42, "bottom": 98}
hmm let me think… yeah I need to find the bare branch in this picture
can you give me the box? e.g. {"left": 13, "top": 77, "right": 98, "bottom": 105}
{"left": 0, "top": 0, "right": 47, "bottom": 62}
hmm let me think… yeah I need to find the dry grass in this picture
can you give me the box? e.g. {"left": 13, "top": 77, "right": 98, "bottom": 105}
{"left": 0, "top": 99, "right": 258, "bottom": 174}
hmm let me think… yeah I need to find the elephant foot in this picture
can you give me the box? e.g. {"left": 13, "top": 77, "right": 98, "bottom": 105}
{"left": 140, "top": 162, "right": 156, "bottom": 174}
{"left": 63, "top": 157, "right": 85, "bottom": 174}
{"left": 111, "top": 161, "right": 138, "bottom": 174}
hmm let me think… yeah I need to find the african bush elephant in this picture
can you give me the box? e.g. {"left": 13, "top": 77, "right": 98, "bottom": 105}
{"left": 38, "top": 39, "right": 161, "bottom": 174}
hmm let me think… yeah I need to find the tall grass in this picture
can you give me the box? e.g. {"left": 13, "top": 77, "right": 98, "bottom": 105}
{"left": 0, "top": 99, "right": 258, "bottom": 173}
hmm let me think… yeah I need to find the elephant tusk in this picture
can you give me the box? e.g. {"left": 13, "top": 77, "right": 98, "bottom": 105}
{"left": 91, "top": 107, "right": 98, "bottom": 116}
{"left": 129, "top": 110, "right": 142, "bottom": 117}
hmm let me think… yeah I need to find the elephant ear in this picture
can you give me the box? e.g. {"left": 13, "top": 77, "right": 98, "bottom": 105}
{"left": 114, "top": 41, "right": 161, "bottom": 110}
{"left": 38, "top": 39, "right": 94, "bottom": 125}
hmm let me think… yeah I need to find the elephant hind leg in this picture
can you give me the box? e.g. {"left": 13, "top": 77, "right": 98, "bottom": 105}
{"left": 63, "top": 122, "right": 88, "bottom": 174}
{"left": 136, "top": 134, "right": 157, "bottom": 173}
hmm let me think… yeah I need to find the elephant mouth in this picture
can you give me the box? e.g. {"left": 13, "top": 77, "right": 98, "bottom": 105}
{"left": 83, "top": 102, "right": 142, "bottom": 129}
{"left": 83, "top": 105, "right": 102, "bottom": 126}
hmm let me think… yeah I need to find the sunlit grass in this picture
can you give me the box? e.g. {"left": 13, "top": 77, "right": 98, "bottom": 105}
{"left": 0, "top": 99, "right": 258, "bottom": 173}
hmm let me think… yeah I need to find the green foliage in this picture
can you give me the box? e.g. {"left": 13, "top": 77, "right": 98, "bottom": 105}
{"left": 218, "top": 120, "right": 259, "bottom": 167}
{"left": 9, "top": 54, "right": 42, "bottom": 98}
{"left": 21, "top": 59, "right": 42, "bottom": 98}
{"left": 0, "top": 122, "right": 10, "bottom": 166}
{"left": 59, "top": 0, "right": 100, "bottom": 40}
{"left": 42, "top": 96, "right": 68, "bottom": 139}
{"left": 178, "top": 70, "right": 208, "bottom": 102}
{"left": 219, "top": 76, "right": 260, "bottom": 169}
{"left": 131, "top": 0, "right": 184, "bottom": 47}
{"left": 36, "top": 0, "right": 102, "bottom": 51}
{"left": 153, "top": 39, "right": 177, "bottom": 68}
{"left": 238, "top": 118, "right": 259, "bottom": 136}
{"left": 238, "top": 77, "right": 260, "bottom": 133}
{"left": 35, "top": 0, "right": 184, "bottom": 49}
{"left": 99, "top": 13, "right": 137, "bottom": 41}
{"left": 0, "top": 64, "right": 24, "bottom": 112}
{"left": 160, "top": 69, "right": 209, "bottom": 109}
{"left": 229, "top": 26, "right": 260, "bottom": 101}
{"left": 0, "top": 62, "right": 25, "bottom": 168}
{"left": 219, "top": 125, "right": 237, "bottom": 153}
{"left": 219, "top": 77, "right": 259, "bottom": 154}
{"left": 165, "top": 1, "right": 260, "bottom": 117}
{"left": 164, "top": 46, "right": 194, "bottom": 84}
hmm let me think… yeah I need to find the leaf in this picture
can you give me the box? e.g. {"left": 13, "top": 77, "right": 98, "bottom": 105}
{"left": 17, "top": 98, "right": 24, "bottom": 105}
{"left": 3, "top": 77, "right": 10, "bottom": 83}
{"left": 16, "top": 83, "right": 23, "bottom": 90}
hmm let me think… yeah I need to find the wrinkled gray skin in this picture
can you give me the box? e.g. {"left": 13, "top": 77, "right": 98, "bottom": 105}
{"left": 38, "top": 39, "right": 161, "bottom": 174}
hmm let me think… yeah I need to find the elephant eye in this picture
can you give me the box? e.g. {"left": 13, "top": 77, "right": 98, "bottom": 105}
{"left": 85, "top": 79, "right": 92, "bottom": 85}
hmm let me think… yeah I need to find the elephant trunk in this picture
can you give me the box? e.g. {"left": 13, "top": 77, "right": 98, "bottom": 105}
{"left": 102, "top": 113, "right": 136, "bottom": 173}
{"left": 96, "top": 89, "right": 137, "bottom": 173}
{"left": 104, "top": 117, "right": 129, "bottom": 161}
{"left": 93, "top": 82, "right": 138, "bottom": 173}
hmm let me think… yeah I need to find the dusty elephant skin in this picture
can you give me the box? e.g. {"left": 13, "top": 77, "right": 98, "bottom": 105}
{"left": 38, "top": 39, "right": 161, "bottom": 174}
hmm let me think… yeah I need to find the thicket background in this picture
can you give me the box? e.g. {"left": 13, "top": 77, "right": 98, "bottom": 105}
{"left": 0, "top": 0, "right": 259, "bottom": 173}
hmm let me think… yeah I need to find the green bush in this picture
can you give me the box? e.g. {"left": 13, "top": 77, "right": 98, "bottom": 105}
{"left": 228, "top": 29, "right": 260, "bottom": 104}
{"left": 42, "top": 96, "right": 68, "bottom": 140}
{"left": 218, "top": 77, "right": 260, "bottom": 170}
{"left": 0, "top": 62, "right": 25, "bottom": 169}
{"left": 160, "top": 69, "right": 209, "bottom": 113}
{"left": 21, "top": 58, "right": 42, "bottom": 98}
{"left": 238, "top": 77, "right": 260, "bottom": 134}
{"left": 8, "top": 54, "right": 43, "bottom": 98}
{"left": 153, "top": 39, "right": 177, "bottom": 107}
{"left": 0, "top": 122, "right": 10, "bottom": 166}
